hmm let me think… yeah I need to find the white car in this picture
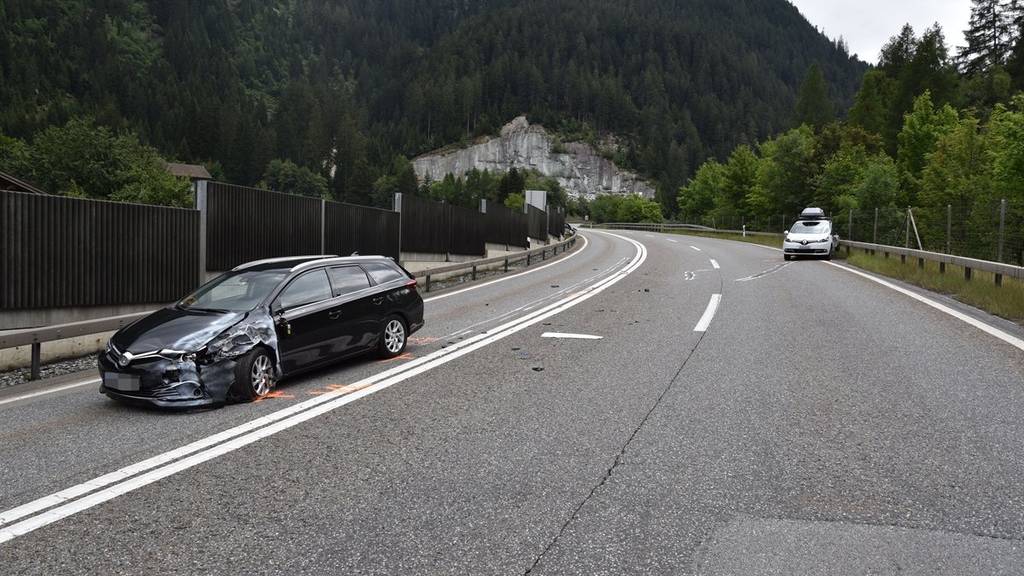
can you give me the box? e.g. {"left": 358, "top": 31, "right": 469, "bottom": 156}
{"left": 783, "top": 217, "right": 838, "bottom": 261}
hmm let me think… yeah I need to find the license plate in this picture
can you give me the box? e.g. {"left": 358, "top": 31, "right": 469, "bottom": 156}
{"left": 103, "top": 373, "right": 140, "bottom": 392}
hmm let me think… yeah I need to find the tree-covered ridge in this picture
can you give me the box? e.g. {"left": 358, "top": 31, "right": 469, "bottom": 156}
{"left": 676, "top": 4, "right": 1024, "bottom": 262}
{"left": 0, "top": 0, "right": 864, "bottom": 209}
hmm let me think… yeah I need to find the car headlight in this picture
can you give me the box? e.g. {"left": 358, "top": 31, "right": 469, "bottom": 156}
{"left": 819, "top": 238, "right": 831, "bottom": 244}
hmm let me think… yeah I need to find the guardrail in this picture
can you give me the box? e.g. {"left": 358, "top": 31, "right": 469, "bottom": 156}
{"left": 839, "top": 240, "right": 1023, "bottom": 285}
{"left": 0, "top": 312, "right": 153, "bottom": 381}
{"left": 1, "top": 233, "right": 581, "bottom": 380}
{"left": 413, "top": 233, "right": 579, "bottom": 292}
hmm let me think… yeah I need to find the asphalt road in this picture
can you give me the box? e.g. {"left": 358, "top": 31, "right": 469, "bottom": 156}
{"left": 1, "top": 229, "right": 1023, "bottom": 575}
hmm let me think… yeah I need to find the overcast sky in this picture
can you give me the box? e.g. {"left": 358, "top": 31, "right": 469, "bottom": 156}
{"left": 788, "top": 0, "right": 973, "bottom": 63}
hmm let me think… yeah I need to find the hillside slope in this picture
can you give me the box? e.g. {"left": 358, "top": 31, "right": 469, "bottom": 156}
{"left": 0, "top": 0, "right": 865, "bottom": 206}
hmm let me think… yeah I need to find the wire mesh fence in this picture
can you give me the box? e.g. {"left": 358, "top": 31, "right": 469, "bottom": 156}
{"left": 691, "top": 200, "right": 1023, "bottom": 266}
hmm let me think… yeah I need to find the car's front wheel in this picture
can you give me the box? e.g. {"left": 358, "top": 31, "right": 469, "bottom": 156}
{"left": 378, "top": 315, "right": 408, "bottom": 358}
{"left": 784, "top": 254, "right": 792, "bottom": 261}
{"left": 231, "top": 348, "right": 275, "bottom": 402}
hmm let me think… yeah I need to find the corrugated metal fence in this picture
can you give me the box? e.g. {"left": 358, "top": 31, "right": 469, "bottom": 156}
{"left": 2, "top": 183, "right": 555, "bottom": 312}
{"left": 1, "top": 190, "right": 199, "bottom": 309}
{"left": 205, "top": 182, "right": 321, "bottom": 271}
{"left": 527, "top": 205, "right": 547, "bottom": 241}
{"left": 483, "top": 203, "right": 529, "bottom": 248}
{"left": 325, "top": 202, "right": 400, "bottom": 260}
{"left": 549, "top": 206, "right": 566, "bottom": 238}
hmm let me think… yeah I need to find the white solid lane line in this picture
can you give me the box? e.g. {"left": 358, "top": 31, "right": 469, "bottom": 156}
{"left": 825, "top": 261, "right": 1024, "bottom": 352}
{"left": 690, "top": 246, "right": 702, "bottom": 252}
{"left": 424, "top": 234, "right": 590, "bottom": 303}
{"left": 710, "top": 259, "right": 720, "bottom": 269}
{"left": 0, "top": 232, "right": 647, "bottom": 544}
{"left": 541, "top": 333, "right": 603, "bottom": 340}
{"left": 693, "top": 294, "right": 722, "bottom": 333}
{"left": 0, "top": 379, "right": 99, "bottom": 407}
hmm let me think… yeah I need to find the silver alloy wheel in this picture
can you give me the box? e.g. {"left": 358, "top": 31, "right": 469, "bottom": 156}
{"left": 384, "top": 319, "right": 405, "bottom": 354}
{"left": 250, "top": 354, "right": 273, "bottom": 396}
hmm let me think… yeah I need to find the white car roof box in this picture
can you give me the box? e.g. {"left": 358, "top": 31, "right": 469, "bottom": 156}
{"left": 800, "top": 207, "right": 827, "bottom": 220}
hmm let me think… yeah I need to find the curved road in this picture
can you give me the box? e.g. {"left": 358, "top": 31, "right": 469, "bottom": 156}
{"left": 1, "top": 230, "right": 1023, "bottom": 574}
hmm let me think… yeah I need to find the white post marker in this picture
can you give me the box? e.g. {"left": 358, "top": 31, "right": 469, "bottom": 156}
{"left": 541, "top": 333, "right": 603, "bottom": 340}
{"left": 694, "top": 294, "right": 722, "bottom": 332}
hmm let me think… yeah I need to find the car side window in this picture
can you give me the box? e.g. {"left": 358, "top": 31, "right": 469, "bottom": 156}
{"left": 327, "top": 266, "right": 371, "bottom": 297}
{"left": 275, "top": 269, "right": 332, "bottom": 311}
{"left": 362, "top": 261, "right": 406, "bottom": 285}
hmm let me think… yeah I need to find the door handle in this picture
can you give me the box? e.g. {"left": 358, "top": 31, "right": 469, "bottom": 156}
{"left": 372, "top": 296, "right": 385, "bottom": 305}
{"left": 328, "top": 310, "right": 342, "bottom": 320}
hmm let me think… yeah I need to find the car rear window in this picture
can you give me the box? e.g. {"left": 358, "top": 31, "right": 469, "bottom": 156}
{"left": 328, "top": 266, "right": 371, "bottom": 296}
{"left": 362, "top": 261, "right": 407, "bottom": 285}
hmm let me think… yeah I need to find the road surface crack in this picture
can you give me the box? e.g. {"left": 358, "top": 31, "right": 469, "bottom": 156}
{"left": 523, "top": 264, "right": 724, "bottom": 574}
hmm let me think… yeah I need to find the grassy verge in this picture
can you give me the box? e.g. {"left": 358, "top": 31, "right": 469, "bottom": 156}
{"left": 844, "top": 250, "right": 1024, "bottom": 324}
{"left": 663, "top": 229, "right": 784, "bottom": 249}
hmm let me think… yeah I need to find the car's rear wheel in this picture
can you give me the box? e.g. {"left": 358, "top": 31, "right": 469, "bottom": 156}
{"left": 231, "top": 348, "right": 275, "bottom": 402}
{"left": 378, "top": 315, "right": 407, "bottom": 358}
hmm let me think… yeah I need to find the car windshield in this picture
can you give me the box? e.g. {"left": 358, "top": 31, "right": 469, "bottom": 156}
{"left": 790, "top": 221, "right": 830, "bottom": 235}
{"left": 178, "top": 270, "right": 288, "bottom": 312}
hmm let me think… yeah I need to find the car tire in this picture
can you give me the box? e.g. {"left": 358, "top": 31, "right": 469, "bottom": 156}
{"left": 378, "top": 315, "right": 408, "bottom": 359}
{"left": 230, "top": 347, "right": 275, "bottom": 403}
{"left": 784, "top": 254, "right": 792, "bottom": 261}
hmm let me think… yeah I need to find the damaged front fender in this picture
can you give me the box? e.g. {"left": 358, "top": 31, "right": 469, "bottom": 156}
{"left": 203, "top": 310, "right": 281, "bottom": 376}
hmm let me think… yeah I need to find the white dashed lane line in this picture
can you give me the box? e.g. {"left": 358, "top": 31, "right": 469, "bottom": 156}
{"left": 694, "top": 294, "right": 722, "bottom": 332}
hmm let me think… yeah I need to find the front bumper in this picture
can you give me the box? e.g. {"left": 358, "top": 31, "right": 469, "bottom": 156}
{"left": 783, "top": 242, "right": 832, "bottom": 255}
{"left": 98, "top": 352, "right": 237, "bottom": 409}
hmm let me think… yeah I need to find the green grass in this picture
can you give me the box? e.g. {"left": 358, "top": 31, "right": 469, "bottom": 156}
{"left": 845, "top": 250, "right": 1024, "bottom": 324}
{"left": 663, "top": 229, "right": 784, "bottom": 249}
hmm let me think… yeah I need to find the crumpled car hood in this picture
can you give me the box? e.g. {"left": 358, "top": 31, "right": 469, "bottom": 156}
{"left": 112, "top": 307, "right": 247, "bottom": 353}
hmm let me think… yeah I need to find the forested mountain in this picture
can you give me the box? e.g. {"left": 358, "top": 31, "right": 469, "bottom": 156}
{"left": 675, "top": 2, "right": 1024, "bottom": 263}
{"left": 0, "top": 0, "right": 864, "bottom": 209}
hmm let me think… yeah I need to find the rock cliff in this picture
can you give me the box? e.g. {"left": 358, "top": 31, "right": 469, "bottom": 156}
{"left": 412, "top": 117, "right": 655, "bottom": 200}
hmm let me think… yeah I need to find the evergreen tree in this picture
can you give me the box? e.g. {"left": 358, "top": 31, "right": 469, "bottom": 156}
{"left": 959, "top": 0, "right": 1014, "bottom": 74}
{"left": 795, "top": 64, "right": 836, "bottom": 130}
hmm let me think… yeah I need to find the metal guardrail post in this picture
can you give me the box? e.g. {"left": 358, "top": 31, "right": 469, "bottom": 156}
{"left": 873, "top": 207, "right": 878, "bottom": 245}
{"left": 965, "top": 267, "right": 972, "bottom": 281}
{"left": 504, "top": 257, "right": 509, "bottom": 272}
{"left": 196, "top": 180, "right": 208, "bottom": 282}
{"left": 425, "top": 274, "right": 431, "bottom": 292}
{"left": 30, "top": 343, "right": 41, "bottom": 381}
{"left": 320, "top": 198, "right": 326, "bottom": 255}
{"left": 471, "top": 265, "right": 477, "bottom": 281}
{"left": 946, "top": 204, "right": 952, "bottom": 254}
{"left": 998, "top": 198, "right": 1006, "bottom": 263}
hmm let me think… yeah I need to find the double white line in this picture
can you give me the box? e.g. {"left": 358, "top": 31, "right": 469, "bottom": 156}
{"left": 0, "top": 231, "right": 647, "bottom": 545}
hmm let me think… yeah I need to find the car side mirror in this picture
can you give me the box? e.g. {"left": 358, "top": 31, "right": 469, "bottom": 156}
{"left": 270, "top": 301, "right": 284, "bottom": 317}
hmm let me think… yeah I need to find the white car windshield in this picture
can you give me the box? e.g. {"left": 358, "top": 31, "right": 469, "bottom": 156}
{"left": 790, "top": 221, "right": 830, "bottom": 235}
